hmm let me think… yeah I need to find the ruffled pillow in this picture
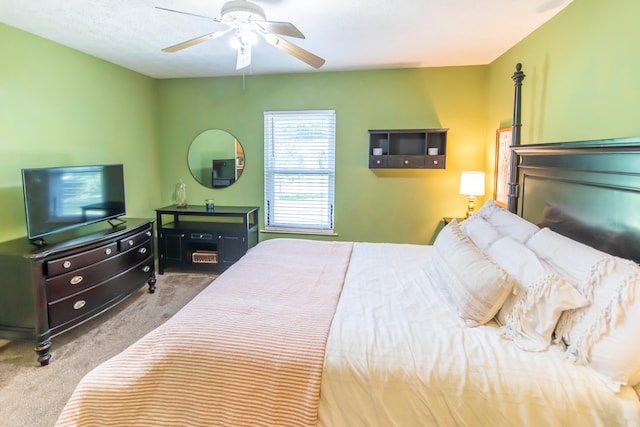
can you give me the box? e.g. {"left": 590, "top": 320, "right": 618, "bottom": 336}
{"left": 476, "top": 200, "right": 539, "bottom": 243}
{"left": 560, "top": 258, "right": 640, "bottom": 391}
{"left": 426, "top": 220, "right": 515, "bottom": 327}
{"left": 460, "top": 214, "right": 502, "bottom": 251}
{"left": 487, "top": 236, "right": 588, "bottom": 351}
{"left": 526, "top": 227, "right": 610, "bottom": 288}
{"left": 527, "top": 227, "right": 640, "bottom": 391}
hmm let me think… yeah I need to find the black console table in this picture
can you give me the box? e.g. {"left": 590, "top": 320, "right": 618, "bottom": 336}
{"left": 156, "top": 205, "right": 259, "bottom": 273}
{"left": 0, "top": 218, "right": 155, "bottom": 365}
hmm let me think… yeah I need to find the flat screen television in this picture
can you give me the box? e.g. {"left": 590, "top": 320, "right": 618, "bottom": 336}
{"left": 212, "top": 159, "right": 236, "bottom": 188}
{"left": 22, "top": 164, "right": 126, "bottom": 244}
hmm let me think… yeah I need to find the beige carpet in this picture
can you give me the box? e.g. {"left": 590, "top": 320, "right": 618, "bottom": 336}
{"left": 0, "top": 272, "right": 217, "bottom": 427}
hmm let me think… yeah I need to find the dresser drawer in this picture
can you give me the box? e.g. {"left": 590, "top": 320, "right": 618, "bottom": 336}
{"left": 425, "top": 154, "right": 445, "bottom": 169}
{"left": 118, "top": 227, "right": 153, "bottom": 251}
{"left": 368, "top": 156, "right": 387, "bottom": 168}
{"left": 388, "top": 155, "right": 425, "bottom": 168}
{"left": 47, "top": 256, "right": 154, "bottom": 329}
{"left": 46, "top": 240, "right": 152, "bottom": 302}
{"left": 188, "top": 232, "right": 214, "bottom": 241}
{"left": 46, "top": 242, "right": 119, "bottom": 277}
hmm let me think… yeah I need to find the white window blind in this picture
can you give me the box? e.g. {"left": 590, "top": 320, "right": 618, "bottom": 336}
{"left": 264, "top": 110, "right": 336, "bottom": 232}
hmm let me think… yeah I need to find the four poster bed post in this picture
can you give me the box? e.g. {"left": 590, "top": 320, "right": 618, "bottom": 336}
{"left": 508, "top": 63, "right": 525, "bottom": 213}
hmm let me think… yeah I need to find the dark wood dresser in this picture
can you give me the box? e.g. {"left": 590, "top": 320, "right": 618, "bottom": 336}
{"left": 156, "top": 205, "right": 258, "bottom": 273}
{"left": 0, "top": 218, "right": 156, "bottom": 365}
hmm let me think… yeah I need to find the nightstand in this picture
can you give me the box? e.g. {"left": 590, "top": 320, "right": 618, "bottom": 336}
{"left": 443, "top": 217, "right": 464, "bottom": 225}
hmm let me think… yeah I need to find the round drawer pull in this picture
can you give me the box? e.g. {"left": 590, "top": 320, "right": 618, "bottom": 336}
{"left": 434, "top": 160, "right": 439, "bottom": 165}
{"left": 376, "top": 160, "right": 381, "bottom": 164}
{"left": 128, "top": 239, "right": 135, "bottom": 246}
{"left": 63, "top": 261, "right": 72, "bottom": 269}
{"left": 142, "top": 266, "right": 151, "bottom": 273}
{"left": 146, "top": 231, "right": 152, "bottom": 237}
{"left": 69, "top": 275, "right": 83, "bottom": 285}
{"left": 138, "top": 247, "right": 147, "bottom": 255}
{"left": 105, "top": 248, "right": 112, "bottom": 255}
{"left": 404, "top": 160, "right": 409, "bottom": 165}
{"left": 73, "top": 300, "right": 86, "bottom": 310}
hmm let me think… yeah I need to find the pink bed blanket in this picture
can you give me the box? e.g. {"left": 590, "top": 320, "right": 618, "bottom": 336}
{"left": 56, "top": 238, "right": 353, "bottom": 427}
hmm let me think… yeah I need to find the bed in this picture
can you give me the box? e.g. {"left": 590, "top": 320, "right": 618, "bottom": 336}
{"left": 56, "top": 66, "right": 640, "bottom": 426}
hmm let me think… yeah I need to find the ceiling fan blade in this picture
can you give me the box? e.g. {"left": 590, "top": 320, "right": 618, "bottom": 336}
{"left": 254, "top": 21, "right": 305, "bottom": 39}
{"left": 267, "top": 36, "right": 325, "bottom": 69}
{"left": 162, "top": 29, "right": 231, "bottom": 53}
{"left": 155, "top": 6, "right": 222, "bottom": 23}
{"left": 236, "top": 45, "right": 252, "bottom": 70}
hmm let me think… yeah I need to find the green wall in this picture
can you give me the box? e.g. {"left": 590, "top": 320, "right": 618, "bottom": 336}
{"left": 485, "top": 0, "right": 640, "bottom": 175}
{"left": 1, "top": 0, "right": 639, "bottom": 246}
{"left": 157, "top": 67, "right": 488, "bottom": 244}
{"left": 0, "top": 24, "right": 161, "bottom": 243}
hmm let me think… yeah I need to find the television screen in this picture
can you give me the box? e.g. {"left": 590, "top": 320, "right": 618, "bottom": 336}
{"left": 22, "top": 164, "right": 126, "bottom": 242}
{"left": 212, "top": 159, "right": 236, "bottom": 187}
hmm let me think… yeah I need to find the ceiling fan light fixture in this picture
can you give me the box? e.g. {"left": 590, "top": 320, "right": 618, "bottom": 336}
{"left": 221, "top": 0, "right": 266, "bottom": 23}
{"left": 241, "top": 30, "right": 258, "bottom": 45}
{"left": 231, "top": 29, "right": 258, "bottom": 49}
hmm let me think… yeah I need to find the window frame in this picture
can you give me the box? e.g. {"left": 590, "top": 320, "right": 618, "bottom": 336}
{"left": 263, "top": 110, "right": 336, "bottom": 235}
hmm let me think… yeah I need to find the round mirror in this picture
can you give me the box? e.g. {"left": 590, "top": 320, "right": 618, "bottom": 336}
{"left": 187, "top": 129, "right": 245, "bottom": 189}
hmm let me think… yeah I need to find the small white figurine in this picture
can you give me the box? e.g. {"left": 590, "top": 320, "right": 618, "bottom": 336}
{"left": 174, "top": 179, "right": 187, "bottom": 208}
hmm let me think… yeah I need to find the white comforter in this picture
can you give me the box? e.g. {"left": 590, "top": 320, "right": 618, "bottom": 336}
{"left": 318, "top": 242, "right": 640, "bottom": 426}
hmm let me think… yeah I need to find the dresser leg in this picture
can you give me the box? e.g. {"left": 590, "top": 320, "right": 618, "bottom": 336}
{"left": 35, "top": 340, "right": 52, "bottom": 366}
{"left": 147, "top": 275, "right": 157, "bottom": 294}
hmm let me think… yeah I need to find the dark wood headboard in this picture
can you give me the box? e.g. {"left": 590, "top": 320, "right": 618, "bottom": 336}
{"left": 506, "top": 64, "right": 640, "bottom": 263}
{"left": 512, "top": 139, "right": 640, "bottom": 263}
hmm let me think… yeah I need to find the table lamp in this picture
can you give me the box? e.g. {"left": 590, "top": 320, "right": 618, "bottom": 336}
{"left": 459, "top": 171, "right": 485, "bottom": 218}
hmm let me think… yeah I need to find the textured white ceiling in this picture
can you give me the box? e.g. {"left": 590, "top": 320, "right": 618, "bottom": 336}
{"left": 0, "top": 0, "right": 573, "bottom": 79}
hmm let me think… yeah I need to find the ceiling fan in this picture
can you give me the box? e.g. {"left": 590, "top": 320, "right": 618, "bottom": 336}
{"left": 157, "top": 0, "right": 325, "bottom": 70}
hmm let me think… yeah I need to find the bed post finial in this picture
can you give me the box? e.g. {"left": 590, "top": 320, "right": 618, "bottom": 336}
{"left": 508, "top": 63, "right": 526, "bottom": 213}
{"left": 511, "top": 63, "right": 525, "bottom": 150}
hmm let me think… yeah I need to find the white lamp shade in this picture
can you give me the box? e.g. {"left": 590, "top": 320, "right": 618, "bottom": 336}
{"left": 459, "top": 171, "right": 485, "bottom": 196}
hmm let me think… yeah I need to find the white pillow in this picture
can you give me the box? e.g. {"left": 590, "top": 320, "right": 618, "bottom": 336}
{"left": 561, "top": 258, "right": 640, "bottom": 391}
{"left": 476, "top": 199, "right": 503, "bottom": 217}
{"left": 476, "top": 200, "right": 539, "bottom": 243}
{"left": 526, "top": 227, "right": 610, "bottom": 289}
{"left": 426, "top": 220, "right": 515, "bottom": 327}
{"left": 487, "top": 236, "right": 588, "bottom": 351}
{"left": 460, "top": 214, "right": 502, "bottom": 251}
{"left": 528, "top": 227, "right": 640, "bottom": 391}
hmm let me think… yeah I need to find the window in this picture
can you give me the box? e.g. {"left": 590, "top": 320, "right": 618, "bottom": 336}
{"left": 56, "top": 171, "right": 103, "bottom": 218}
{"left": 264, "top": 110, "right": 336, "bottom": 233}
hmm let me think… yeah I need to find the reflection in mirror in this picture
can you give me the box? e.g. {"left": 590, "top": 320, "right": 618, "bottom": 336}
{"left": 187, "top": 129, "right": 245, "bottom": 189}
